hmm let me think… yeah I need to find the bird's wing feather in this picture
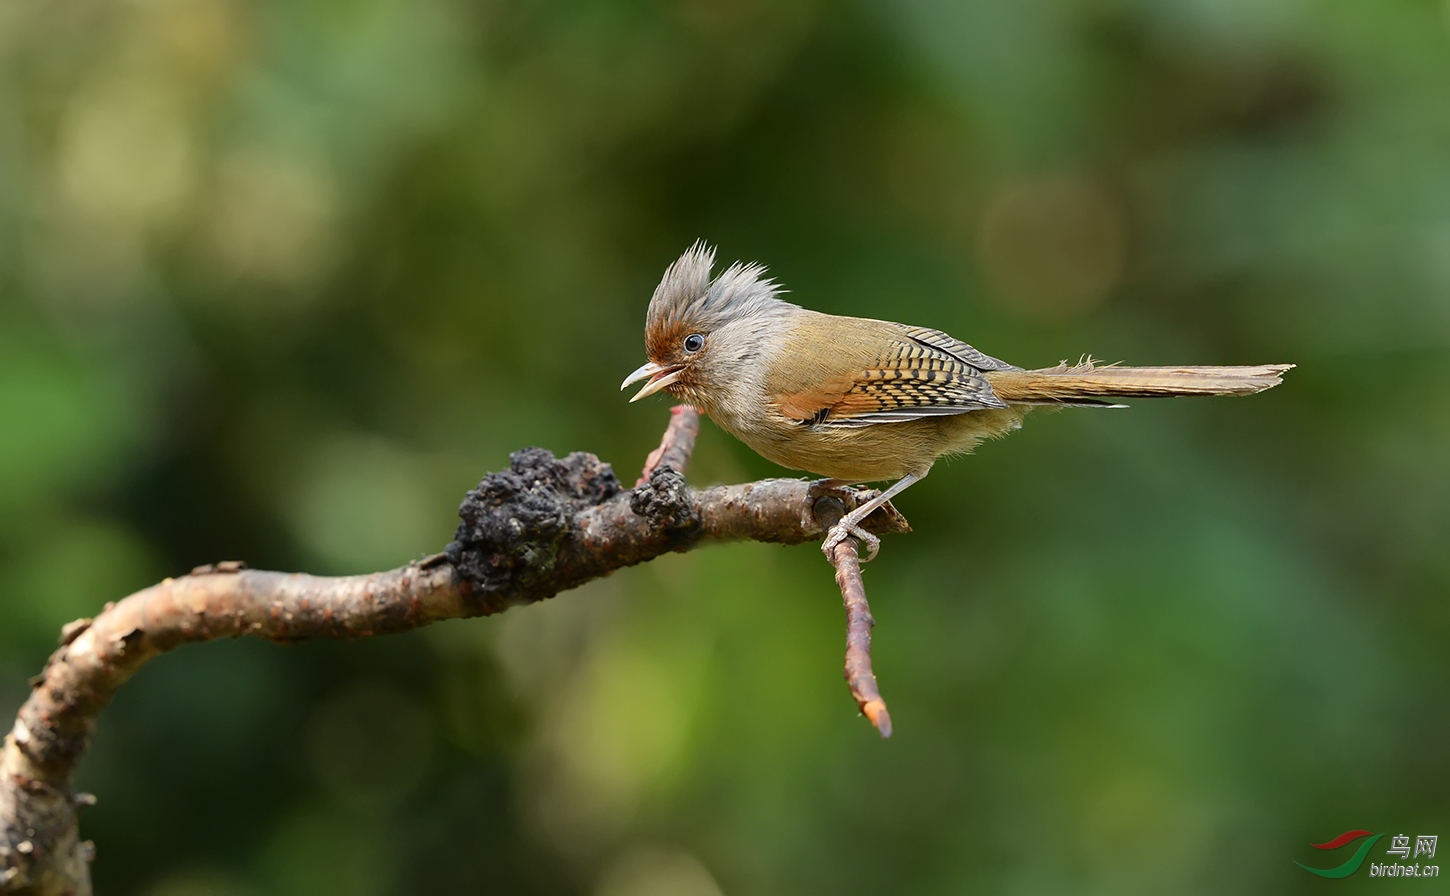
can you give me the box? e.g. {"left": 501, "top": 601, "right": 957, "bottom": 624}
{"left": 897, "top": 325, "right": 1020, "bottom": 373}
{"left": 775, "top": 336, "right": 1008, "bottom": 428}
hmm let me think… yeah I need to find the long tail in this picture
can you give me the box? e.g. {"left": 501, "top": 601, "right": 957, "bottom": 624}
{"left": 985, "top": 358, "right": 1293, "bottom": 407}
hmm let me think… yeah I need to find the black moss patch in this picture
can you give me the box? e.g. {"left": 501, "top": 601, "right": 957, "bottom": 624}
{"left": 446, "top": 448, "right": 621, "bottom": 603}
{"left": 629, "top": 466, "right": 695, "bottom": 532}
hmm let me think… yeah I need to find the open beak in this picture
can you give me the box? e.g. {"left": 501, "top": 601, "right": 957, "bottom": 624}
{"left": 621, "top": 361, "right": 684, "bottom": 402}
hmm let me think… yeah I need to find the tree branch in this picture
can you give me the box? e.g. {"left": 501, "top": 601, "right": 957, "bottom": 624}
{"left": 815, "top": 498, "right": 894, "bottom": 739}
{"left": 637, "top": 404, "right": 700, "bottom": 486}
{"left": 0, "top": 407, "right": 908, "bottom": 895}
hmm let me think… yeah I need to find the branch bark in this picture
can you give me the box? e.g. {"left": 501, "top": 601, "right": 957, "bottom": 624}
{"left": 637, "top": 404, "right": 700, "bottom": 486}
{"left": 0, "top": 407, "right": 908, "bottom": 895}
{"left": 815, "top": 498, "right": 894, "bottom": 739}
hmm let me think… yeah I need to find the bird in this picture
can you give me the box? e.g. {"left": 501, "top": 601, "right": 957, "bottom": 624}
{"left": 622, "top": 243, "right": 1292, "bottom": 560}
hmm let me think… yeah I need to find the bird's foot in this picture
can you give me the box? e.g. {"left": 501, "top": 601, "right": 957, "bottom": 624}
{"left": 821, "top": 511, "right": 881, "bottom": 563}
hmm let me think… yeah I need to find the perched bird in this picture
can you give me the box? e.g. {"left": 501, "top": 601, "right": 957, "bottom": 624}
{"left": 623, "top": 243, "right": 1291, "bottom": 559}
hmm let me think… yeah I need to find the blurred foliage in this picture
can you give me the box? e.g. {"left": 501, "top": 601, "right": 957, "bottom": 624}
{"left": 1, "top": 0, "right": 1448, "bottom": 893}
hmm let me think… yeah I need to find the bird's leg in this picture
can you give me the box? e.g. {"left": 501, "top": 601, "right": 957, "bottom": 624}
{"left": 821, "top": 471, "right": 925, "bottom": 563}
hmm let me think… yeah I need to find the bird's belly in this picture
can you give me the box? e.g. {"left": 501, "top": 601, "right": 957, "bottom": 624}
{"left": 752, "top": 425, "right": 928, "bottom": 481}
{"left": 710, "top": 408, "right": 1031, "bottom": 483}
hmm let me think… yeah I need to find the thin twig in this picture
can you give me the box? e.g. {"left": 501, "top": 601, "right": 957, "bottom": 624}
{"left": 637, "top": 404, "right": 700, "bottom": 485}
{"left": 813, "top": 497, "right": 893, "bottom": 738}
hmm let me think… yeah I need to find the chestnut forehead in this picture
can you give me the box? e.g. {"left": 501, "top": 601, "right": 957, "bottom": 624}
{"left": 646, "top": 317, "right": 692, "bottom": 359}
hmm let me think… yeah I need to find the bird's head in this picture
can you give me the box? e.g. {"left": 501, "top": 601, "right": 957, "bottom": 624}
{"left": 621, "top": 242, "right": 796, "bottom": 406}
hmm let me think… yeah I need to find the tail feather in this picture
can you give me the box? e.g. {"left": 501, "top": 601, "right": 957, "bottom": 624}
{"left": 985, "top": 358, "right": 1292, "bottom": 406}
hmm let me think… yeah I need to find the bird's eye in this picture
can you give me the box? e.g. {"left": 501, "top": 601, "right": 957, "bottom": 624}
{"left": 683, "top": 333, "right": 705, "bottom": 353}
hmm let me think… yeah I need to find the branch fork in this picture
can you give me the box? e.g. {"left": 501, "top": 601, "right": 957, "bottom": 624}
{"left": 1, "top": 406, "right": 908, "bottom": 895}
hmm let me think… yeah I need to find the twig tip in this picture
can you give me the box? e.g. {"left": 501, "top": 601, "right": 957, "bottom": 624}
{"left": 863, "top": 699, "right": 893, "bottom": 738}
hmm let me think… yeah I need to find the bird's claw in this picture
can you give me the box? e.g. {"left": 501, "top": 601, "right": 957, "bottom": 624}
{"left": 822, "top": 520, "right": 880, "bottom": 563}
{"left": 809, "top": 480, "right": 889, "bottom": 562}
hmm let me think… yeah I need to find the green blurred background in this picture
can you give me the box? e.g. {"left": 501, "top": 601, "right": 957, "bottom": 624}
{"left": 2, "top": 0, "right": 1447, "bottom": 893}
